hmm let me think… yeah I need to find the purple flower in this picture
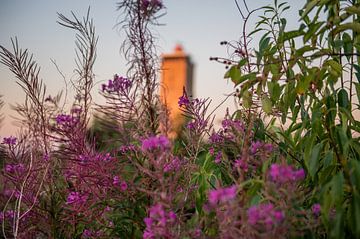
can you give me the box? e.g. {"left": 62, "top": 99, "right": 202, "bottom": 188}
{"left": 273, "top": 210, "right": 285, "bottom": 221}
{"left": 5, "top": 163, "right": 25, "bottom": 174}
{"left": 101, "top": 83, "right": 107, "bottom": 92}
{"left": 209, "top": 132, "right": 223, "bottom": 144}
{"left": 113, "top": 176, "right": 120, "bottom": 186}
{"left": 214, "top": 151, "right": 222, "bottom": 164}
{"left": 163, "top": 157, "right": 182, "bottom": 173}
{"left": 141, "top": 0, "right": 163, "bottom": 10}
{"left": 83, "top": 229, "right": 92, "bottom": 238}
{"left": 247, "top": 203, "right": 284, "bottom": 229}
{"left": 186, "top": 119, "right": 207, "bottom": 131}
{"left": 141, "top": 135, "right": 170, "bottom": 152}
{"left": 234, "top": 158, "right": 248, "bottom": 172}
{"left": 66, "top": 191, "right": 87, "bottom": 205}
{"left": 178, "top": 93, "right": 190, "bottom": 107}
{"left": 143, "top": 230, "right": 155, "bottom": 239}
{"left": 250, "top": 141, "right": 263, "bottom": 154}
{"left": 120, "top": 181, "right": 128, "bottom": 191}
{"left": 143, "top": 203, "right": 177, "bottom": 238}
{"left": 2, "top": 136, "right": 17, "bottom": 145}
{"left": 103, "top": 75, "right": 132, "bottom": 93}
{"left": 43, "top": 153, "right": 50, "bottom": 162}
{"left": 55, "top": 114, "right": 78, "bottom": 128}
{"left": 269, "top": 163, "right": 306, "bottom": 183}
{"left": 263, "top": 143, "right": 273, "bottom": 152}
{"left": 208, "top": 185, "right": 237, "bottom": 205}
{"left": 312, "top": 203, "right": 321, "bottom": 216}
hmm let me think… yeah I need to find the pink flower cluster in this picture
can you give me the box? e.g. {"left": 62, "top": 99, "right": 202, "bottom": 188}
{"left": 247, "top": 203, "right": 284, "bottom": 230}
{"left": 141, "top": 135, "right": 170, "bottom": 152}
{"left": 312, "top": 203, "right": 321, "bottom": 216}
{"left": 66, "top": 191, "right": 88, "bottom": 205}
{"left": 163, "top": 156, "right": 182, "bottom": 173}
{"left": 55, "top": 114, "right": 78, "bottom": 128}
{"left": 5, "top": 163, "right": 25, "bottom": 174}
{"left": 178, "top": 91, "right": 190, "bottom": 107}
{"left": 101, "top": 75, "right": 132, "bottom": 93}
{"left": 208, "top": 185, "right": 237, "bottom": 205}
{"left": 143, "top": 203, "right": 177, "bottom": 239}
{"left": 269, "top": 163, "right": 305, "bottom": 183}
{"left": 141, "top": 0, "right": 163, "bottom": 12}
{"left": 250, "top": 141, "right": 273, "bottom": 154}
{"left": 113, "top": 176, "right": 128, "bottom": 191}
{"left": 186, "top": 119, "right": 207, "bottom": 131}
{"left": 2, "top": 136, "right": 17, "bottom": 145}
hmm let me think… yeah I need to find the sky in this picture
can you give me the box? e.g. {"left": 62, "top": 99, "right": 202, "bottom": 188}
{"left": 0, "top": 0, "right": 306, "bottom": 137}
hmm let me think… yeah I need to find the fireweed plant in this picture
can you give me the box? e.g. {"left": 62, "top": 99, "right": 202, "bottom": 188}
{"left": 0, "top": 0, "right": 360, "bottom": 238}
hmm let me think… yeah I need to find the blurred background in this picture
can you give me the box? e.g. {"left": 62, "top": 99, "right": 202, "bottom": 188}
{"left": 0, "top": 0, "right": 305, "bottom": 137}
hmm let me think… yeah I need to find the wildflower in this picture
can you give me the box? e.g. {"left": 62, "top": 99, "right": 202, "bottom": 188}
{"left": 43, "top": 153, "right": 49, "bottom": 162}
{"left": 208, "top": 185, "right": 237, "bottom": 205}
{"left": 140, "top": 0, "right": 163, "bottom": 14}
{"left": 78, "top": 154, "right": 89, "bottom": 162}
{"left": 163, "top": 157, "right": 181, "bottom": 173}
{"left": 209, "top": 147, "right": 215, "bottom": 155}
{"left": 263, "top": 143, "right": 273, "bottom": 152}
{"left": 143, "top": 203, "right": 177, "bottom": 238}
{"left": 209, "top": 132, "right": 223, "bottom": 144}
{"left": 55, "top": 114, "right": 78, "bottom": 128}
{"left": 234, "top": 158, "right": 248, "bottom": 172}
{"left": 83, "top": 229, "right": 92, "bottom": 238}
{"left": 247, "top": 203, "right": 284, "bottom": 230}
{"left": 2, "top": 136, "right": 17, "bottom": 145}
{"left": 178, "top": 92, "right": 190, "bottom": 107}
{"left": 141, "top": 135, "right": 170, "bottom": 152}
{"left": 113, "top": 176, "right": 120, "bottom": 186}
{"left": 120, "top": 181, "right": 128, "bottom": 191}
{"left": 250, "top": 141, "right": 263, "bottom": 154}
{"left": 66, "top": 191, "right": 87, "bottom": 205}
{"left": 103, "top": 75, "right": 132, "bottom": 93}
{"left": 269, "top": 164, "right": 305, "bottom": 183}
{"left": 312, "top": 203, "right": 321, "bottom": 216}
{"left": 5, "top": 163, "right": 25, "bottom": 174}
{"left": 186, "top": 119, "right": 207, "bottom": 131}
{"left": 214, "top": 151, "right": 222, "bottom": 164}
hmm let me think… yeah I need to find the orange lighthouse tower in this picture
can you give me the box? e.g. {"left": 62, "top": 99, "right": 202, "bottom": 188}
{"left": 160, "top": 45, "right": 194, "bottom": 138}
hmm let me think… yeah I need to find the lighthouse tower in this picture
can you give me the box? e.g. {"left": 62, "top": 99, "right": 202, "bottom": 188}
{"left": 160, "top": 45, "right": 194, "bottom": 138}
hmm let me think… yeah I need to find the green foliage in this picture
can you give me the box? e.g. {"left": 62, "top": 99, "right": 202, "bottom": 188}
{"left": 230, "top": 0, "right": 360, "bottom": 237}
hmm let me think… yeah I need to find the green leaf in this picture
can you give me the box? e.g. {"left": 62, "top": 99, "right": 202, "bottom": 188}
{"left": 345, "top": 5, "right": 360, "bottom": 17}
{"left": 304, "top": 22, "right": 324, "bottom": 43}
{"left": 301, "top": 0, "right": 320, "bottom": 19}
{"left": 296, "top": 74, "right": 311, "bottom": 95}
{"left": 235, "top": 72, "right": 257, "bottom": 86}
{"left": 242, "top": 91, "right": 252, "bottom": 108}
{"left": 355, "top": 83, "right": 360, "bottom": 104}
{"left": 342, "top": 32, "right": 352, "bottom": 60}
{"left": 325, "top": 59, "right": 342, "bottom": 75}
{"left": 282, "top": 30, "right": 304, "bottom": 42}
{"left": 268, "top": 81, "right": 281, "bottom": 102}
{"left": 354, "top": 64, "right": 360, "bottom": 82}
{"left": 349, "top": 160, "right": 360, "bottom": 193}
{"left": 224, "top": 65, "right": 241, "bottom": 85}
{"left": 259, "top": 36, "right": 271, "bottom": 55}
{"left": 338, "top": 89, "right": 350, "bottom": 110}
{"left": 351, "top": 194, "right": 360, "bottom": 237}
{"left": 309, "top": 142, "right": 322, "bottom": 179}
{"left": 261, "top": 95, "right": 272, "bottom": 114}
{"left": 332, "top": 22, "right": 360, "bottom": 35}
